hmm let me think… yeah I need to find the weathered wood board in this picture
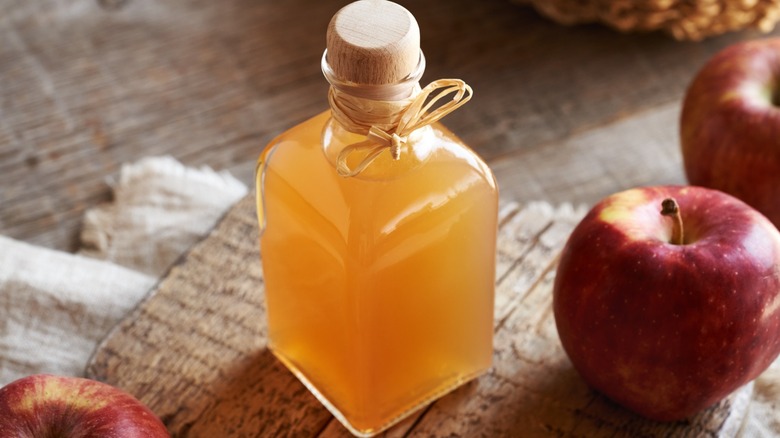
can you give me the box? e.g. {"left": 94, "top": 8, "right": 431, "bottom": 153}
{"left": 86, "top": 195, "right": 751, "bottom": 437}
{"left": 3, "top": 0, "right": 780, "bottom": 252}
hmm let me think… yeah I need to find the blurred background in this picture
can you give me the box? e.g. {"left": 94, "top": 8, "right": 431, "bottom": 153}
{"left": 2, "top": 0, "right": 779, "bottom": 251}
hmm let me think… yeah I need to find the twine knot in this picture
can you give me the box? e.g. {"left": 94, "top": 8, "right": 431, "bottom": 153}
{"left": 330, "top": 79, "right": 472, "bottom": 177}
{"left": 366, "top": 127, "right": 405, "bottom": 160}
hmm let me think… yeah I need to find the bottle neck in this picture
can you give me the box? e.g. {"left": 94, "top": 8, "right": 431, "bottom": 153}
{"left": 319, "top": 49, "right": 473, "bottom": 178}
{"left": 322, "top": 49, "right": 426, "bottom": 137}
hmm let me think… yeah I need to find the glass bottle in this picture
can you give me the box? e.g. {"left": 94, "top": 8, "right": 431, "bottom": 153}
{"left": 255, "top": 1, "right": 498, "bottom": 436}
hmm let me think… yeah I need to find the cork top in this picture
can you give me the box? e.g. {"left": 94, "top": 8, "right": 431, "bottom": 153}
{"left": 326, "top": 0, "right": 421, "bottom": 85}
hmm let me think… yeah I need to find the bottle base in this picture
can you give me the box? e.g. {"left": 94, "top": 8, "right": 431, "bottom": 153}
{"left": 269, "top": 346, "right": 488, "bottom": 437}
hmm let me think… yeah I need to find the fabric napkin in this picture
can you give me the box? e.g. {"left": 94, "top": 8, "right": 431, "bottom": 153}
{"left": 0, "top": 155, "right": 777, "bottom": 436}
{"left": 0, "top": 156, "right": 246, "bottom": 384}
{"left": 79, "top": 156, "right": 248, "bottom": 277}
{"left": 0, "top": 236, "right": 156, "bottom": 384}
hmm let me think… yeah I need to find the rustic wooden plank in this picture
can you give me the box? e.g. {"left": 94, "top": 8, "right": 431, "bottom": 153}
{"left": 86, "top": 195, "right": 750, "bottom": 437}
{"left": 2, "top": 0, "right": 779, "bottom": 251}
{"left": 491, "top": 102, "right": 688, "bottom": 207}
{"left": 406, "top": 219, "right": 752, "bottom": 437}
{"left": 87, "top": 196, "right": 334, "bottom": 436}
{"left": 0, "top": 0, "right": 338, "bottom": 251}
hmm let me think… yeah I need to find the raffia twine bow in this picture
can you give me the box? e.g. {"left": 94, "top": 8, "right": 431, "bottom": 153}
{"left": 329, "top": 79, "right": 473, "bottom": 177}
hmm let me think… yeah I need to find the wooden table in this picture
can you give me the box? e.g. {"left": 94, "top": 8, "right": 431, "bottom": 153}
{"left": 3, "top": 0, "right": 779, "bottom": 252}
{"left": 84, "top": 196, "right": 753, "bottom": 437}
{"left": 2, "top": 0, "right": 778, "bottom": 436}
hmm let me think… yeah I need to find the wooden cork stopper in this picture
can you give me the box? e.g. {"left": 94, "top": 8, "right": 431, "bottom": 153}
{"left": 326, "top": 0, "right": 420, "bottom": 85}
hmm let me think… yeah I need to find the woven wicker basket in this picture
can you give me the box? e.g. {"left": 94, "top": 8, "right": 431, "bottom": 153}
{"left": 516, "top": 0, "right": 780, "bottom": 40}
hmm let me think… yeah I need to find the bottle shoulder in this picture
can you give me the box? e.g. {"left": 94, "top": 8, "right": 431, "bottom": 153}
{"left": 427, "top": 123, "right": 497, "bottom": 187}
{"left": 262, "top": 112, "right": 495, "bottom": 189}
{"left": 262, "top": 111, "right": 332, "bottom": 154}
{"left": 257, "top": 114, "right": 498, "bottom": 240}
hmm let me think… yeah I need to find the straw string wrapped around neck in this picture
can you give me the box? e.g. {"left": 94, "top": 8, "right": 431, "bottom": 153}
{"left": 329, "top": 79, "right": 472, "bottom": 177}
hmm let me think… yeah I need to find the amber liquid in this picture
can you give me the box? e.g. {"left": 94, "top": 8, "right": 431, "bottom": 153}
{"left": 256, "top": 111, "right": 498, "bottom": 436}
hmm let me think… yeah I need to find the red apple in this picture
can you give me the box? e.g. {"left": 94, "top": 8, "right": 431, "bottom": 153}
{"left": 0, "top": 374, "right": 169, "bottom": 437}
{"left": 553, "top": 185, "right": 780, "bottom": 421}
{"left": 681, "top": 37, "right": 780, "bottom": 228}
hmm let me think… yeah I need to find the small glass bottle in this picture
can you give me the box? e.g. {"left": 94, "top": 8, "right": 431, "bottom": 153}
{"left": 255, "top": 1, "right": 498, "bottom": 436}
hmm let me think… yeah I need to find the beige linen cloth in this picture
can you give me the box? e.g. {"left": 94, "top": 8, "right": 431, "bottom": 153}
{"left": 0, "top": 156, "right": 246, "bottom": 383}
{"left": 0, "top": 156, "right": 778, "bottom": 436}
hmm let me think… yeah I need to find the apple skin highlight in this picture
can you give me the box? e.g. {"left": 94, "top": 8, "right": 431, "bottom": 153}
{"left": 553, "top": 186, "right": 780, "bottom": 421}
{"left": 0, "top": 374, "right": 169, "bottom": 438}
{"left": 681, "top": 38, "right": 780, "bottom": 228}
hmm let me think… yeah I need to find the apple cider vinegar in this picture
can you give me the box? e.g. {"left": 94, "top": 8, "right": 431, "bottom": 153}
{"left": 255, "top": 1, "right": 498, "bottom": 436}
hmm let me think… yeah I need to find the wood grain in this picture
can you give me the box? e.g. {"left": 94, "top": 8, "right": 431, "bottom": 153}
{"left": 2, "top": 0, "right": 780, "bottom": 251}
{"left": 327, "top": 0, "right": 420, "bottom": 85}
{"left": 491, "top": 102, "right": 687, "bottom": 207}
{"left": 86, "top": 196, "right": 752, "bottom": 437}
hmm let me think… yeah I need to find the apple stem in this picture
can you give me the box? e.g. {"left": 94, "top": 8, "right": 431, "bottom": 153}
{"left": 660, "top": 198, "right": 684, "bottom": 245}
